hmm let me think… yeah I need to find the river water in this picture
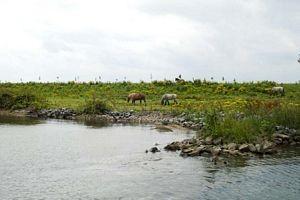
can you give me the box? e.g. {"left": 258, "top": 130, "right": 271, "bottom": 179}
{"left": 0, "top": 116, "right": 299, "bottom": 200}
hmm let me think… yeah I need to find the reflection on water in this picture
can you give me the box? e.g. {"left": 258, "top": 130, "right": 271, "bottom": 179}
{"left": 0, "top": 115, "right": 42, "bottom": 125}
{"left": 0, "top": 117, "right": 299, "bottom": 200}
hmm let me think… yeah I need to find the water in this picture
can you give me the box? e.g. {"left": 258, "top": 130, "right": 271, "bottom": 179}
{"left": 0, "top": 117, "right": 299, "bottom": 200}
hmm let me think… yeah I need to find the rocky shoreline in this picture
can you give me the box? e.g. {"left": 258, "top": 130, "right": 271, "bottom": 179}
{"left": 164, "top": 125, "right": 300, "bottom": 160}
{"left": 1, "top": 108, "right": 299, "bottom": 160}
{"left": 25, "top": 108, "right": 204, "bottom": 129}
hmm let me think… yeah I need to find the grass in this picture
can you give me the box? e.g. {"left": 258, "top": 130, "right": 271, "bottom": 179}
{"left": 0, "top": 80, "right": 299, "bottom": 143}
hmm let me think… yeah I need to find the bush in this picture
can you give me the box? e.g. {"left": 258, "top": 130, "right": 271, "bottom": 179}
{"left": 0, "top": 90, "right": 14, "bottom": 109}
{"left": 83, "top": 98, "right": 111, "bottom": 114}
{"left": 0, "top": 89, "right": 45, "bottom": 110}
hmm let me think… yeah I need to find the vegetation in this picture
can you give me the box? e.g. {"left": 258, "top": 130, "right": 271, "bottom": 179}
{"left": 0, "top": 80, "right": 299, "bottom": 143}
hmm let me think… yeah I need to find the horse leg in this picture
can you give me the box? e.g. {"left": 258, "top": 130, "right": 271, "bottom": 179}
{"left": 174, "top": 99, "right": 178, "bottom": 104}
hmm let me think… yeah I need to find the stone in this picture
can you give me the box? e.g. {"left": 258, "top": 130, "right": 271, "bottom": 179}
{"left": 255, "top": 144, "right": 263, "bottom": 154}
{"left": 149, "top": 146, "right": 160, "bottom": 153}
{"left": 204, "top": 136, "right": 213, "bottom": 145}
{"left": 239, "top": 144, "right": 250, "bottom": 152}
{"left": 213, "top": 137, "right": 223, "bottom": 145}
{"left": 262, "top": 141, "right": 275, "bottom": 154}
{"left": 248, "top": 144, "right": 256, "bottom": 153}
{"left": 227, "top": 143, "right": 237, "bottom": 151}
{"left": 274, "top": 138, "right": 283, "bottom": 145}
{"left": 181, "top": 148, "right": 193, "bottom": 154}
{"left": 164, "top": 142, "right": 181, "bottom": 151}
{"left": 273, "top": 133, "right": 289, "bottom": 140}
{"left": 187, "top": 146, "right": 206, "bottom": 157}
{"left": 211, "top": 147, "right": 222, "bottom": 156}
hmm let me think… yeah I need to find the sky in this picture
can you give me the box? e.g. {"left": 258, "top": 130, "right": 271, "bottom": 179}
{"left": 0, "top": 0, "right": 299, "bottom": 83}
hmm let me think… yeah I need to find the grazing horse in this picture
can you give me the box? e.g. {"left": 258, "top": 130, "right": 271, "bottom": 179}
{"left": 127, "top": 93, "right": 146, "bottom": 104}
{"left": 271, "top": 86, "right": 285, "bottom": 96}
{"left": 161, "top": 94, "right": 178, "bottom": 105}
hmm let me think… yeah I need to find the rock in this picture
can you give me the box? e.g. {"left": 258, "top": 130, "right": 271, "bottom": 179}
{"left": 164, "top": 142, "right": 181, "bottom": 151}
{"left": 248, "top": 144, "right": 256, "bottom": 153}
{"left": 273, "top": 133, "right": 289, "bottom": 140}
{"left": 239, "top": 144, "right": 250, "bottom": 152}
{"left": 262, "top": 141, "right": 275, "bottom": 154}
{"left": 187, "top": 146, "right": 206, "bottom": 157}
{"left": 293, "top": 136, "right": 300, "bottom": 142}
{"left": 227, "top": 143, "right": 237, "bottom": 151}
{"left": 149, "top": 146, "right": 160, "bottom": 153}
{"left": 255, "top": 144, "right": 263, "bottom": 154}
{"left": 211, "top": 147, "right": 222, "bottom": 156}
{"left": 161, "top": 119, "right": 169, "bottom": 125}
{"left": 204, "top": 136, "right": 213, "bottom": 145}
{"left": 213, "top": 137, "right": 223, "bottom": 145}
{"left": 181, "top": 148, "right": 193, "bottom": 154}
{"left": 227, "top": 150, "right": 240, "bottom": 156}
{"left": 274, "top": 138, "right": 283, "bottom": 145}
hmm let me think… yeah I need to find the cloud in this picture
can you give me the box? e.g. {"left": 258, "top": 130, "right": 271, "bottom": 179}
{"left": 0, "top": 0, "right": 299, "bottom": 82}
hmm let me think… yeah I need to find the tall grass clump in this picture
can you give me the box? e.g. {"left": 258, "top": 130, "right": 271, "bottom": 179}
{"left": 82, "top": 95, "right": 111, "bottom": 114}
{"left": 203, "top": 110, "right": 269, "bottom": 143}
{"left": 271, "top": 105, "right": 300, "bottom": 129}
{"left": 0, "top": 89, "right": 45, "bottom": 110}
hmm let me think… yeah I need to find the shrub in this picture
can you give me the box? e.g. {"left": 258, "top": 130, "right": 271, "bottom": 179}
{"left": 83, "top": 98, "right": 111, "bottom": 114}
{"left": 0, "top": 90, "right": 14, "bottom": 109}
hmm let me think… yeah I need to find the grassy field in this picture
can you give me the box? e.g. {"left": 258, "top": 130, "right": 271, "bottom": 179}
{"left": 0, "top": 80, "right": 299, "bottom": 112}
{"left": 1, "top": 80, "right": 300, "bottom": 143}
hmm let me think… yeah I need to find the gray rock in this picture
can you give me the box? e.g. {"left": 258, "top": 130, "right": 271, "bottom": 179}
{"left": 273, "top": 133, "right": 289, "bottom": 140}
{"left": 187, "top": 146, "right": 206, "bottom": 157}
{"left": 164, "top": 142, "right": 181, "bottom": 151}
{"left": 248, "top": 144, "right": 256, "bottom": 152}
{"left": 227, "top": 143, "right": 237, "bottom": 150}
{"left": 213, "top": 137, "right": 223, "bottom": 145}
{"left": 204, "top": 136, "right": 213, "bottom": 145}
{"left": 239, "top": 144, "right": 250, "bottom": 152}
{"left": 262, "top": 141, "right": 275, "bottom": 154}
{"left": 211, "top": 147, "right": 222, "bottom": 156}
{"left": 149, "top": 146, "right": 160, "bottom": 153}
{"left": 255, "top": 144, "right": 263, "bottom": 154}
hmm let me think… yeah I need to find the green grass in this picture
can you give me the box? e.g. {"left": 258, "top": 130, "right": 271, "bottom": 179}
{"left": 1, "top": 80, "right": 299, "bottom": 113}
{"left": 1, "top": 80, "right": 299, "bottom": 143}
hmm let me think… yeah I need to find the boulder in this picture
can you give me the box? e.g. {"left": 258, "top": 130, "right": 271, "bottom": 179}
{"left": 227, "top": 143, "right": 237, "bottom": 151}
{"left": 239, "top": 144, "right": 250, "bottom": 152}
{"left": 149, "top": 146, "right": 160, "bottom": 153}
{"left": 255, "top": 144, "right": 263, "bottom": 154}
{"left": 164, "top": 141, "right": 181, "bottom": 151}
{"left": 213, "top": 137, "right": 223, "bottom": 145}
{"left": 211, "top": 147, "right": 222, "bottom": 156}
{"left": 273, "top": 133, "right": 289, "bottom": 140}
{"left": 274, "top": 138, "right": 283, "bottom": 145}
{"left": 187, "top": 146, "right": 206, "bottom": 157}
{"left": 262, "top": 141, "right": 275, "bottom": 154}
{"left": 204, "top": 136, "right": 213, "bottom": 145}
{"left": 248, "top": 144, "right": 256, "bottom": 153}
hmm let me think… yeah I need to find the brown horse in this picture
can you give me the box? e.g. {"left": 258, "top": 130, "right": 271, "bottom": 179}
{"left": 127, "top": 93, "right": 146, "bottom": 105}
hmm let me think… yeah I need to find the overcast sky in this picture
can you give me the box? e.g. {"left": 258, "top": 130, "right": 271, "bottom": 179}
{"left": 0, "top": 0, "right": 299, "bottom": 83}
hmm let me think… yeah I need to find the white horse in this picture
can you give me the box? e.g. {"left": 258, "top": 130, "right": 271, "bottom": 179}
{"left": 161, "top": 94, "right": 178, "bottom": 105}
{"left": 271, "top": 86, "right": 285, "bottom": 96}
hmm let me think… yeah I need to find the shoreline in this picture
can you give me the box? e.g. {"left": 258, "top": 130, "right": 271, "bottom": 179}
{"left": 1, "top": 108, "right": 299, "bottom": 160}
